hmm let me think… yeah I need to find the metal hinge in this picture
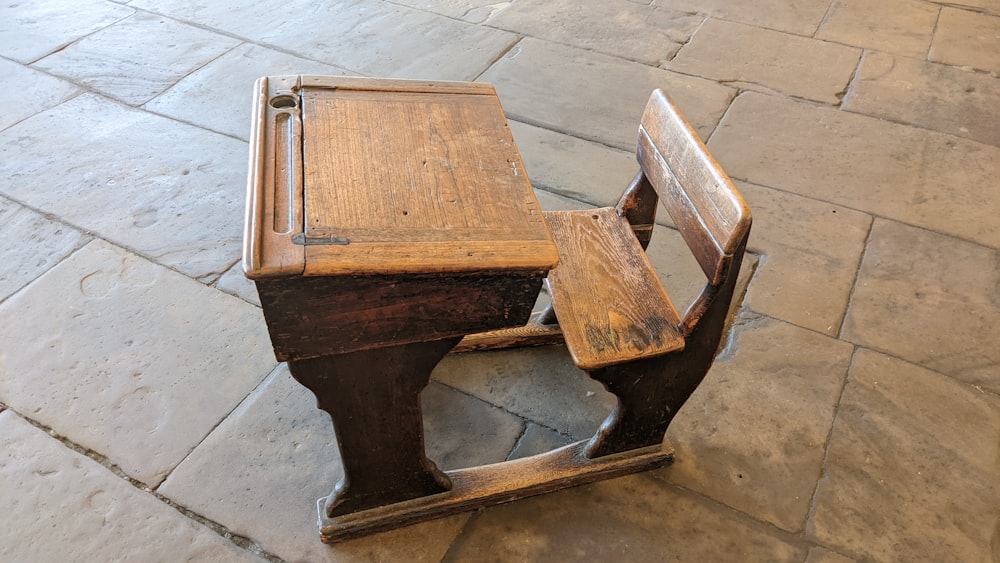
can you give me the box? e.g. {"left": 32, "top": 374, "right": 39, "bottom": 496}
{"left": 291, "top": 233, "right": 350, "bottom": 246}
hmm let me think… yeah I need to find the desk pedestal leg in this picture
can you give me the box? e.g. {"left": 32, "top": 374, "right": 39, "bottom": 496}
{"left": 287, "top": 337, "right": 461, "bottom": 517}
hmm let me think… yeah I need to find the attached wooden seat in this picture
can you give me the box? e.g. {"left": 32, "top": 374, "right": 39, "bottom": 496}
{"left": 457, "top": 88, "right": 751, "bottom": 460}
{"left": 544, "top": 207, "right": 683, "bottom": 371}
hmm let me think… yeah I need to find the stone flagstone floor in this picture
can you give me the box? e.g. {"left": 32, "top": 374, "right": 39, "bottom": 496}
{"left": 1, "top": 0, "right": 999, "bottom": 561}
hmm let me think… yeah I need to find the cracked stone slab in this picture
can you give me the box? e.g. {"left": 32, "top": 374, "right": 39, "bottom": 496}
{"left": 33, "top": 12, "right": 240, "bottom": 106}
{"left": 739, "top": 181, "right": 872, "bottom": 336}
{"left": 815, "top": 0, "right": 939, "bottom": 58}
{"left": 0, "top": 59, "right": 80, "bottom": 132}
{"left": 0, "top": 0, "right": 133, "bottom": 63}
{"left": 487, "top": 0, "right": 702, "bottom": 65}
{"left": 808, "top": 349, "right": 1000, "bottom": 561}
{"left": 656, "top": 315, "right": 854, "bottom": 532}
{"left": 145, "top": 43, "right": 354, "bottom": 141}
{"left": 216, "top": 262, "right": 261, "bottom": 307}
{"left": 510, "top": 120, "right": 638, "bottom": 207}
{"left": 0, "top": 240, "right": 275, "bottom": 486}
{"left": 667, "top": 18, "right": 861, "bottom": 105}
{"left": 844, "top": 51, "right": 1000, "bottom": 148}
{"left": 653, "top": 0, "right": 832, "bottom": 35}
{"left": 0, "top": 410, "right": 259, "bottom": 562}
{"left": 386, "top": 0, "right": 511, "bottom": 23}
{"left": 0, "top": 198, "right": 86, "bottom": 303}
{"left": 445, "top": 473, "right": 807, "bottom": 560}
{"left": 507, "top": 423, "right": 573, "bottom": 460}
{"left": 0, "top": 93, "right": 249, "bottom": 281}
{"left": 137, "top": 0, "right": 517, "bottom": 80}
{"left": 930, "top": 7, "right": 1000, "bottom": 75}
{"left": 709, "top": 92, "right": 1000, "bottom": 249}
{"left": 434, "top": 346, "right": 614, "bottom": 440}
{"left": 842, "top": 219, "right": 1000, "bottom": 392}
{"left": 157, "top": 366, "right": 499, "bottom": 562}
{"left": 480, "top": 37, "right": 735, "bottom": 150}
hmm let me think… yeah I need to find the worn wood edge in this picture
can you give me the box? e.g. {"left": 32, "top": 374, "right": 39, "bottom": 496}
{"left": 451, "top": 320, "right": 564, "bottom": 353}
{"left": 544, "top": 208, "right": 685, "bottom": 371}
{"left": 245, "top": 76, "right": 306, "bottom": 279}
{"left": 304, "top": 241, "right": 559, "bottom": 276}
{"left": 318, "top": 440, "right": 674, "bottom": 542}
{"left": 296, "top": 74, "right": 496, "bottom": 95}
{"left": 242, "top": 76, "right": 268, "bottom": 278}
{"left": 643, "top": 89, "right": 752, "bottom": 253}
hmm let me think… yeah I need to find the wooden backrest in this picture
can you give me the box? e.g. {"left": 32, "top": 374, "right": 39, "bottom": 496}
{"left": 636, "top": 89, "right": 751, "bottom": 286}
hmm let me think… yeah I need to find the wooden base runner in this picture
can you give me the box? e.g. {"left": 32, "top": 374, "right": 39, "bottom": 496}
{"left": 319, "top": 440, "right": 674, "bottom": 542}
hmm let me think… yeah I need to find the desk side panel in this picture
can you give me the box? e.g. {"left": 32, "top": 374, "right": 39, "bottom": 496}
{"left": 256, "top": 271, "right": 546, "bottom": 361}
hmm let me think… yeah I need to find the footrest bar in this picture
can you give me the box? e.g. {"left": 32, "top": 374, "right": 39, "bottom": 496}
{"left": 319, "top": 440, "right": 674, "bottom": 542}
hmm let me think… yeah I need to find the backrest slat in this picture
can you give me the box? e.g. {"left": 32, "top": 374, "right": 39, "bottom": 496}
{"left": 637, "top": 89, "right": 751, "bottom": 285}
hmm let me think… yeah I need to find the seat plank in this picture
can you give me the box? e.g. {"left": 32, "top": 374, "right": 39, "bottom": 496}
{"left": 545, "top": 208, "right": 684, "bottom": 371}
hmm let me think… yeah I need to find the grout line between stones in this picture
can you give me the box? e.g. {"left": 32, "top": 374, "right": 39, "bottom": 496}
{"left": 834, "top": 48, "right": 866, "bottom": 108}
{"left": 3, "top": 406, "right": 285, "bottom": 562}
{"left": 798, "top": 344, "right": 858, "bottom": 539}
{"left": 835, "top": 214, "right": 875, "bottom": 340}
{"left": 471, "top": 35, "right": 523, "bottom": 82}
{"left": 813, "top": 0, "right": 837, "bottom": 39}
{"left": 24, "top": 9, "right": 137, "bottom": 66}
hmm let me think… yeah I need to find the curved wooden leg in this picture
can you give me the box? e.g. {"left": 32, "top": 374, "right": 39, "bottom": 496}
{"left": 287, "top": 337, "right": 461, "bottom": 517}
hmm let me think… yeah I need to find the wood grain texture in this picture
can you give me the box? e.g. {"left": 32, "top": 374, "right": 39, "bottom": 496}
{"left": 545, "top": 208, "right": 684, "bottom": 371}
{"left": 300, "top": 86, "right": 556, "bottom": 275}
{"left": 638, "top": 88, "right": 751, "bottom": 284}
{"left": 288, "top": 339, "right": 459, "bottom": 517}
{"left": 244, "top": 75, "right": 557, "bottom": 278}
{"left": 255, "top": 271, "right": 545, "bottom": 361}
{"left": 319, "top": 440, "right": 674, "bottom": 542}
{"left": 243, "top": 76, "right": 305, "bottom": 279}
{"left": 452, "top": 319, "right": 564, "bottom": 353}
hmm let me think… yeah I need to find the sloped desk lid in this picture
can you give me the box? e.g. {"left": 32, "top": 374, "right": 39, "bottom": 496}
{"left": 244, "top": 75, "right": 558, "bottom": 279}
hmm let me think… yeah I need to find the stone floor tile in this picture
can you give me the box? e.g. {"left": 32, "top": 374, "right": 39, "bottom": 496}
{"left": 806, "top": 546, "right": 857, "bottom": 563}
{"left": 0, "top": 240, "right": 275, "bottom": 486}
{"left": 738, "top": 182, "right": 872, "bottom": 336}
{"left": 0, "top": 94, "right": 248, "bottom": 281}
{"left": 158, "top": 365, "right": 471, "bottom": 562}
{"left": 32, "top": 12, "right": 240, "bottom": 106}
{"left": 0, "top": 198, "right": 87, "bottom": 303}
{"left": 444, "top": 473, "right": 807, "bottom": 561}
{"left": 656, "top": 315, "right": 853, "bottom": 532}
{"left": 815, "top": 0, "right": 939, "bottom": 58}
{"left": 434, "top": 346, "right": 614, "bottom": 440}
{"left": 709, "top": 92, "right": 1000, "bottom": 249}
{"left": 844, "top": 51, "right": 1000, "bottom": 148}
{"left": 930, "top": 7, "right": 1000, "bottom": 75}
{"left": 487, "top": 0, "right": 702, "bottom": 65}
{"left": 144, "top": 43, "right": 353, "bottom": 140}
{"left": 0, "top": 0, "right": 133, "bottom": 63}
{"left": 842, "top": 219, "right": 1000, "bottom": 392}
{"left": 0, "top": 59, "right": 80, "bottom": 132}
{"left": 480, "top": 38, "right": 735, "bottom": 150}
{"left": 128, "top": 0, "right": 297, "bottom": 39}
{"left": 510, "top": 120, "right": 638, "bottom": 207}
{"left": 808, "top": 349, "right": 1000, "bottom": 561}
{"left": 423, "top": 382, "right": 526, "bottom": 470}
{"left": 507, "top": 423, "right": 573, "bottom": 460}
{"left": 388, "top": 0, "right": 513, "bottom": 23}
{"left": 215, "top": 262, "right": 261, "bottom": 307}
{"left": 653, "top": 0, "right": 831, "bottom": 35}
{"left": 248, "top": 0, "right": 518, "bottom": 80}
{"left": 667, "top": 18, "right": 861, "bottom": 105}
{"left": 0, "top": 410, "right": 258, "bottom": 562}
